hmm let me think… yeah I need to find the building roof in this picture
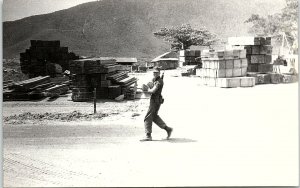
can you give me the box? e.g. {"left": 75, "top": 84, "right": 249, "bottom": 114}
{"left": 115, "top": 57, "right": 138, "bottom": 63}
{"left": 151, "top": 51, "right": 178, "bottom": 62}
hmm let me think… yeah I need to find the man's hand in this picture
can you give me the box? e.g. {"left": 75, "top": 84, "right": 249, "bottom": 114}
{"left": 147, "top": 82, "right": 154, "bottom": 89}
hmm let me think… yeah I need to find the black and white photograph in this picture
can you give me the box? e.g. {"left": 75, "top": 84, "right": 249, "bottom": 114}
{"left": 2, "top": 0, "right": 299, "bottom": 187}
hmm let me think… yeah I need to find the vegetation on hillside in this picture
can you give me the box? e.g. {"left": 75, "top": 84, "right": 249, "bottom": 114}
{"left": 3, "top": 59, "right": 28, "bottom": 82}
{"left": 245, "top": 0, "right": 298, "bottom": 52}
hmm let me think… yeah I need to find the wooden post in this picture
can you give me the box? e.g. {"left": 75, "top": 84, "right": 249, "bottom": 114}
{"left": 94, "top": 87, "right": 97, "bottom": 114}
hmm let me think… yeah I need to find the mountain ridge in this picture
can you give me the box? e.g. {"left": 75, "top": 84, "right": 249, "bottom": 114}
{"left": 3, "top": 0, "right": 285, "bottom": 59}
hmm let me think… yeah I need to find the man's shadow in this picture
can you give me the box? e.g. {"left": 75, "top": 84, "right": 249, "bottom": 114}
{"left": 151, "top": 138, "right": 197, "bottom": 143}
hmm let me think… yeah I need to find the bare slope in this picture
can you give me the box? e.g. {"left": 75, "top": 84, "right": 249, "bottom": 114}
{"left": 3, "top": 0, "right": 284, "bottom": 59}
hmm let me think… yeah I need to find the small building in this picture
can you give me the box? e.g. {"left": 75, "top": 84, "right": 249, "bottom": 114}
{"left": 115, "top": 57, "right": 138, "bottom": 71}
{"left": 150, "top": 51, "right": 178, "bottom": 70}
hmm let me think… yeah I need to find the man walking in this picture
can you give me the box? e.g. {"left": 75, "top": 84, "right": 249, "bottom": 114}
{"left": 140, "top": 67, "right": 173, "bottom": 141}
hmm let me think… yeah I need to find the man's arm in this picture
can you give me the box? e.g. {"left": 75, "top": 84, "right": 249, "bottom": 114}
{"left": 146, "top": 82, "right": 160, "bottom": 94}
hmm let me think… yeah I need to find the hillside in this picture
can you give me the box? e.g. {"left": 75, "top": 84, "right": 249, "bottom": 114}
{"left": 3, "top": 0, "right": 284, "bottom": 59}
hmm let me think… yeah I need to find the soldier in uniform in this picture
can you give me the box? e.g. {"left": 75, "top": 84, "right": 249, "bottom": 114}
{"left": 140, "top": 66, "right": 173, "bottom": 141}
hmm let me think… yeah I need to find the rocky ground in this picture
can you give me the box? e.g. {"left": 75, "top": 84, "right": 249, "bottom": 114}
{"left": 3, "top": 71, "right": 299, "bottom": 187}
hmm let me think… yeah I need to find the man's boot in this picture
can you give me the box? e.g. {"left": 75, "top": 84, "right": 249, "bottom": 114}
{"left": 165, "top": 126, "right": 173, "bottom": 139}
{"left": 140, "top": 133, "right": 152, "bottom": 141}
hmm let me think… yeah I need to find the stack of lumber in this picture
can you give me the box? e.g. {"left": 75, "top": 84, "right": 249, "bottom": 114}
{"left": 227, "top": 36, "right": 298, "bottom": 84}
{"left": 3, "top": 76, "right": 69, "bottom": 101}
{"left": 227, "top": 37, "right": 273, "bottom": 73}
{"left": 20, "top": 40, "right": 79, "bottom": 78}
{"left": 69, "top": 58, "right": 137, "bottom": 101}
{"left": 246, "top": 72, "right": 297, "bottom": 84}
{"left": 43, "top": 84, "right": 69, "bottom": 97}
{"left": 3, "top": 80, "right": 14, "bottom": 90}
{"left": 196, "top": 49, "right": 255, "bottom": 88}
{"left": 108, "top": 85, "right": 122, "bottom": 99}
{"left": 179, "top": 50, "right": 201, "bottom": 67}
{"left": 108, "top": 72, "right": 137, "bottom": 99}
{"left": 124, "top": 83, "right": 137, "bottom": 100}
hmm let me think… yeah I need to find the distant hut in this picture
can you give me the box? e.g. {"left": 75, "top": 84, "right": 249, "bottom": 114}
{"left": 115, "top": 57, "right": 138, "bottom": 72}
{"left": 150, "top": 51, "right": 178, "bottom": 70}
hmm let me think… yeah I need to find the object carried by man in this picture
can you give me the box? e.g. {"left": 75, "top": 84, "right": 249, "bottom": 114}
{"left": 142, "top": 84, "right": 149, "bottom": 91}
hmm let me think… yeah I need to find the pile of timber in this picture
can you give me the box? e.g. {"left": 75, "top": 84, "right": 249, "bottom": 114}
{"left": 227, "top": 36, "right": 298, "bottom": 84}
{"left": 179, "top": 50, "right": 201, "bottom": 67}
{"left": 196, "top": 49, "right": 255, "bottom": 88}
{"left": 246, "top": 72, "right": 298, "bottom": 84}
{"left": 3, "top": 76, "right": 69, "bottom": 101}
{"left": 69, "top": 58, "right": 137, "bottom": 102}
{"left": 227, "top": 36, "right": 273, "bottom": 73}
{"left": 20, "top": 40, "right": 79, "bottom": 78}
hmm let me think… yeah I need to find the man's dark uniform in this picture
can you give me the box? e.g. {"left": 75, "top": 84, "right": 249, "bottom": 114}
{"left": 144, "top": 76, "right": 169, "bottom": 134}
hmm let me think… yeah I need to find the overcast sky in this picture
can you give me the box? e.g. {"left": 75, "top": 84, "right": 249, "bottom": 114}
{"left": 2, "top": 0, "right": 96, "bottom": 21}
{"left": 2, "top": 0, "right": 287, "bottom": 22}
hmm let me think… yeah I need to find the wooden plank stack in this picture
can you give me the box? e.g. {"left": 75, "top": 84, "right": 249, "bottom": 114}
{"left": 69, "top": 58, "right": 137, "bottom": 101}
{"left": 3, "top": 76, "right": 69, "bottom": 101}
{"left": 179, "top": 50, "right": 201, "bottom": 67}
{"left": 196, "top": 49, "right": 255, "bottom": 88}
{"left": 20, "top": 40, "right": 79, "bottom": 78}
{"left": 227, "top": 37, "right": 273, "bottom": 73}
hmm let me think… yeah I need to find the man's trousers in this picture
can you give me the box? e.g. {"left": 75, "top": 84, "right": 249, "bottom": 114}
{"left": 144, "top": 99, "right": 167, "bottom": 134}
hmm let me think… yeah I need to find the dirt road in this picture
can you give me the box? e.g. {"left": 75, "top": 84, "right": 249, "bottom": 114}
{"left": 3, "top": 72, "right": 299, "bottom": 186}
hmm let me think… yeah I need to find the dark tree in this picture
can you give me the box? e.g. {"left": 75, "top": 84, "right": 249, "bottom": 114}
{"left": 154, "top": 24, "right": 218, "bottom": 50}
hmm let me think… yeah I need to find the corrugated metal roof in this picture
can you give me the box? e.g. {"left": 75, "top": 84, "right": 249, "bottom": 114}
{"left": 151, "top": 51, "right": 178, "bottom": 62}
{"left": 115, "top": 57, "right": 137, "bottom": 63}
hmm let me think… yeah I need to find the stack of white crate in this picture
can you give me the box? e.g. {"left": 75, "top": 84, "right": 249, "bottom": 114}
{"left": 178, "top": 50, "right": 201, "bottom": 67}
{"left": 196, "top": 49, "right": 256, "bottom": 88}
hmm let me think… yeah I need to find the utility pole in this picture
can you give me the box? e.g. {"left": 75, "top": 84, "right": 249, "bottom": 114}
{"left": 94, "top": 87, "right": 97, "bottom": 114}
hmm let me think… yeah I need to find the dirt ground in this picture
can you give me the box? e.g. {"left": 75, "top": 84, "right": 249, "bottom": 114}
{"left": 3, "top": 70, "right": 299, "bottom": 187}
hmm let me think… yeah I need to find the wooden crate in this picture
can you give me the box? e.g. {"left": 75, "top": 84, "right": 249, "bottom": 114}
{"left": 264, "top": 55, "right": 272, "bottom": 64}
{"left": 251, "top": 45, "right": 260, "bottom": 54}
{"left": 258, "top": 64, "right": 273, "bottom": 73}
{"left": 233, "top": 59, "right": 242, "bottom": 68}
{"left": 225, "top": 69, "right": 233, "bottom": 77}
{"left": 270, "top": 73, "right": 283, "bottom": 84}
{"left": 217, "top": 77, "right": 241, "bottom": 88}
{"left": 233, "top": 68, "right": 242, "bottom": 77}
{"left": 233, "top": 58, "right": 248, "bottom": 68}
{"left": 196, "top": 69, "right": 204, "bottom": 77}
{"left": 225, "top": 59, "right": 234, "bottom": 69}
{"left": 240, "top": 77, "right": 256, "bottom": 87}
{"left": 265, "top": 37, "right": 272, "bottom": 45}
{"left": 207, "top": 77, "right": 217, "bottom": 87}
{"left": 211, "top": 69, "right": 224, "bottom": 78}
{"left": 260, "top": 45, "right": 272, "bottom": 55}
{"left": 249, "top": 55, "right": 265, "bottom": 64}
{"left": 213, "top": 60, "right": 226, "bottom": 69}
{"left": 239, "top": 50, "right": 247, "bottom": 58}
{"left": 179, "top": 56, "right": 186, "bottom": 62}
{"left": 256, "top": 73, "right": 271, "bottom": 84}
{"left": 247, "top": 64, "right": 258, "bottom": 72}
{"left": 179, "top": 50, "right": 201, "bottom": 57}
{"left": 178, "top": 61, "right": 186, "bottom": 67}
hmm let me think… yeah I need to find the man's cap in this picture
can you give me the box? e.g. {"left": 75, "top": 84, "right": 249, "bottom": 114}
{"left": 153, "top": 66, "right": 161, "bottom": 73}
